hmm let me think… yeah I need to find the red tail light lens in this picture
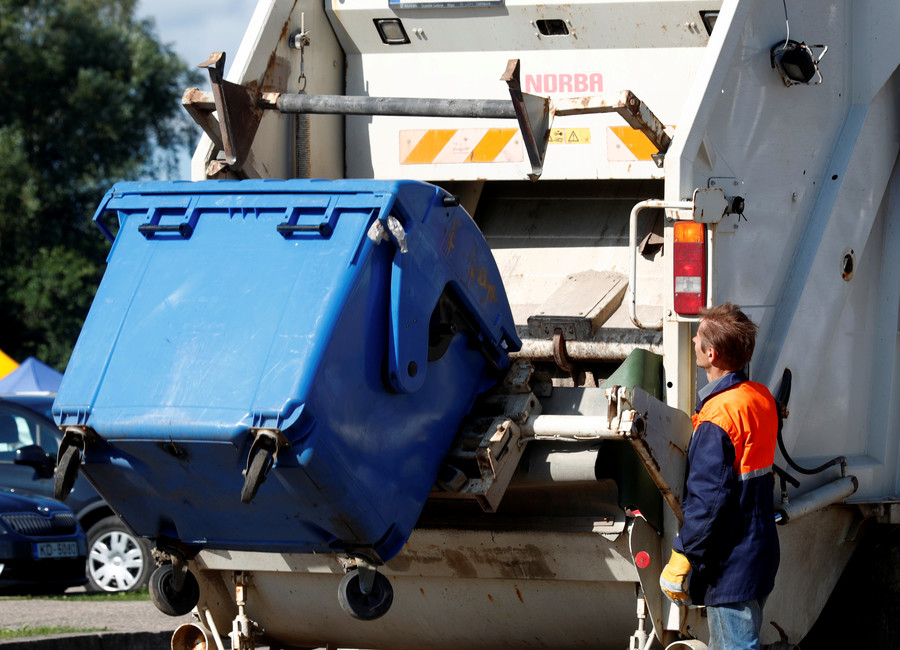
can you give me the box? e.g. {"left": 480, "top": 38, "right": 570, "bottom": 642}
{"left": 673, "top": 221, "right": 706, "bottom": 316}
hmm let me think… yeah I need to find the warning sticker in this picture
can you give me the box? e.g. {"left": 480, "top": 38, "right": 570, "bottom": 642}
{"left": 548, "top": 128, "right": 591, "bottom": 145}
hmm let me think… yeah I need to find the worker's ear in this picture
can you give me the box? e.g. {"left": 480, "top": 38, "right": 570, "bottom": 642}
{"left": 704, "top": 346, "right": 718, "bottom": 367}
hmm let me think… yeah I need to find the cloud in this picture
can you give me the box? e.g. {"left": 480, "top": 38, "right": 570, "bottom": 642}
{"left": 137, "top": 0, "right": 256, "bottom": 75}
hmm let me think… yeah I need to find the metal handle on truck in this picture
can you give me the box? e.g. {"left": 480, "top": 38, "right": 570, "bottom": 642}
{"left": 628, "top": 199, "right": 692, "bottom": 330}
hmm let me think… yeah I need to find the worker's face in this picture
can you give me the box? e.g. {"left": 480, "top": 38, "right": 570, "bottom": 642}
{"left": 693, "top": 322, "right": 713, "bottom": 370}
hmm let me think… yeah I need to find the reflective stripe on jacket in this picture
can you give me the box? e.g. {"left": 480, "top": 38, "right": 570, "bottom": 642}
{"left": 674, "top": 371, "right": 780, "bottom": 606}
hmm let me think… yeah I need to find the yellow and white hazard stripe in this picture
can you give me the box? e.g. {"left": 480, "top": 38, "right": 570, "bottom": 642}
{"left": 607, "top": 126, "right": 670, "bottom": 162}
{"left": 400, "top": 128, "right": 523, "bottom": 164}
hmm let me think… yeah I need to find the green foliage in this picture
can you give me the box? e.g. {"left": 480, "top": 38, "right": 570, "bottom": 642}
{"left": 0, "top": 624, "right": 107, "bottom": 639}
{"left": 0, "top": 0, "right": 202, "bottom": 369}
{"left": 1, "top": 588, "right": 150, "bottom": 602}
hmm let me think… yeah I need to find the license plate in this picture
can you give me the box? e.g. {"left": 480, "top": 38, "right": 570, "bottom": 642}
{"left": 34, "top": 541, "right": 78, "bottom": 559}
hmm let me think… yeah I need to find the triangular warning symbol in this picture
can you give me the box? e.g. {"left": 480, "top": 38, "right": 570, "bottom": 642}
{"left": 567, "top": 130, "right": 580, "bottom": 143}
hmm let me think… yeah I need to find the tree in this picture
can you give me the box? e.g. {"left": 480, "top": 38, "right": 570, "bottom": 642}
{"left": 0, "top": 0, "right": 202, "bottom": 370}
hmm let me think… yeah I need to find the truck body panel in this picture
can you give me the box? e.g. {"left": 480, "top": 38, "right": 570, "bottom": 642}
{"left": 56, "top": 0, "right": 900, "bottom": 648}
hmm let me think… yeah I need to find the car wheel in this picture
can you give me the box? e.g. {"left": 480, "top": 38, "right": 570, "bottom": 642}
{"left": 86, "top": 515, "right": 153, "bottom": 592}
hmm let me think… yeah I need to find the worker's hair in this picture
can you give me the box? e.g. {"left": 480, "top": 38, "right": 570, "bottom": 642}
{"left": 697, "top": 303, "right": 758, "bottom": 372}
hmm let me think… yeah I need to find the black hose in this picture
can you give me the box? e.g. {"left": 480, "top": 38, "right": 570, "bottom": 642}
{"left": 773, "top": 463, "right": 800, "bottom": 488}
{"left": 775, "top": 368, "right": 845, "bottom": 475}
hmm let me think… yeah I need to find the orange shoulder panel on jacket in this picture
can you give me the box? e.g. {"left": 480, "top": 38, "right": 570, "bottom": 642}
{"left": 693, "top": 381, "right": 778, "bottom": 478}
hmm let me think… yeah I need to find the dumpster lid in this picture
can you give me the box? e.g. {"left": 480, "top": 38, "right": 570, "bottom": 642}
{"left": 55, "top": 179, "right": 519, "bottom": 439}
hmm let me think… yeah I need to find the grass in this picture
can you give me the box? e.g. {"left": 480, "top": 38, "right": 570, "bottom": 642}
{"left": 43, "top": 589, "right": 150, "bottom": 602}
{"left": 0, "top": 588, "right": 150, "bottom": 602}
{"left": 0, "top": 625, "right": 108, "bottom": 640}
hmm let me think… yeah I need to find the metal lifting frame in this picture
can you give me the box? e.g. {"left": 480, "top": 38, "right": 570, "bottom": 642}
{"left": 183, "top": 53, "right": 672, "bottom": 180}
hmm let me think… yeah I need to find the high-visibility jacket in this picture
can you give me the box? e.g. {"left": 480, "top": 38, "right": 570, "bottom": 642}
{"left": 673, "top": 371, "right": 780, "bottom": 606}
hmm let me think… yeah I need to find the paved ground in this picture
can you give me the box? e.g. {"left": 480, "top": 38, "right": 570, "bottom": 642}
{"left": 0, "top": 594, "right": 192, "bottom": 649}
{"left": 0, "top": 596, "right": 192, "bottom": 636}
{"left": 0, "top": 593, "right": 326, "bottom": 649}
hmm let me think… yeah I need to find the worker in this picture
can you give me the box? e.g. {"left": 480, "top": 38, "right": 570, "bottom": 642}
{"left": 660, "top": 303, "right": 780, "bottom": 649}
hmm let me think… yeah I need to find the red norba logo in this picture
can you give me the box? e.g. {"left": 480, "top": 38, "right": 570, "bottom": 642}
{"left": 524, "top": 73, "right": 603, "bottom": 94}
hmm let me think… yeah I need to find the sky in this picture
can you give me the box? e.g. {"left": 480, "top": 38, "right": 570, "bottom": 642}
{"left": 136, "top": 0, "right": 259, "bottom": 178}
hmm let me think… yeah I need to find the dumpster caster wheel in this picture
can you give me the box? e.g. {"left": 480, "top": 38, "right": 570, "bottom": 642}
{"left": 150, "top": 564, "right": 200, "bottom": 616}
{"left": 54, "top": 444, "right": 82, "bottom": 501}
{"left": 338, "top": 569, "right": 393, "bottom": 620}
{"left": 241, "top": 439, "right": 275, "bottom": 504}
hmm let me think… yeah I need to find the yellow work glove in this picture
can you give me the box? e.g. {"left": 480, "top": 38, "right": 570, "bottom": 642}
{"left": 659, "top": 549, "right": 692, "bottom": 606}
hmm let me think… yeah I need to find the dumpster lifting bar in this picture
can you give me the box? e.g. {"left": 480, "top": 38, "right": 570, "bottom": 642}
{"left": 267, "top": 94, "right": 518, "bottom": 119}
{"left": 262, "top": 59, "right": 549, "bottom": 180}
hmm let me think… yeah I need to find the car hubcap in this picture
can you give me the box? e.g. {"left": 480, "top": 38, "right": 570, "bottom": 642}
{"left": 89, "top": 530, "right": 144, "bottom": 591}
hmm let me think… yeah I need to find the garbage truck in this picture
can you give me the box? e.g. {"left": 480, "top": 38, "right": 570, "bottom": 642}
{"left": 52, "top": 0, "right": 900, "bottom": 648}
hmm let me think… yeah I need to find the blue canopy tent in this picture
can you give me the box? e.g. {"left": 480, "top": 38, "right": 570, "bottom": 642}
{"left": 0, "top": 357, "right": 63, "bottom": 393}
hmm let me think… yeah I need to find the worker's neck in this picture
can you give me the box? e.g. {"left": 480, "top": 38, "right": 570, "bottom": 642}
{"left": 705, "top": 366, "right": 731, "bottom": 383}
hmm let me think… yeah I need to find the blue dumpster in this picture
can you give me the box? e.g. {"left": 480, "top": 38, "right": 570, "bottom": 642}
{"left": 54, "top": 179, "right": 519, "bottom": 563}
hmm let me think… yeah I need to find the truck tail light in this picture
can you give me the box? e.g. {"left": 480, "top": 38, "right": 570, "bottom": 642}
{"left": 673, "top": 221, "right": 706, "bottom": 316}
